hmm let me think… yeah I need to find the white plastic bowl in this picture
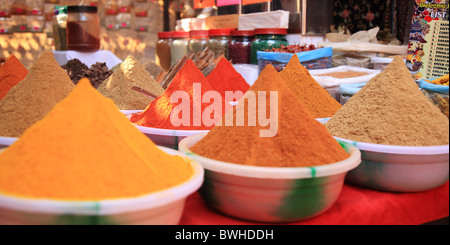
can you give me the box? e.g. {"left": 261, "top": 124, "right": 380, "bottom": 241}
{"left": 0, "top": 136, "right": 18, "bottom": 150}
{"left": 0, "top": 147, "right": 204, "bottom": 225}
{"left": 179, "top": 133, "right": 361, "bottom": 223}
{"left": 120, "top": 110, "right": 143, "bottom": 116}
{"left": 335, "top": 137, "right": 449, "bottom": 192}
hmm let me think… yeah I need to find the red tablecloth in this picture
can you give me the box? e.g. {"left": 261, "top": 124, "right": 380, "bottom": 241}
{"left": 179, "top": 181, "right": 449, "bottom": 225}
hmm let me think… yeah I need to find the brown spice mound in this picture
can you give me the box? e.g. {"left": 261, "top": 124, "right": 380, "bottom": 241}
{"left": 62, "top": 59, "right": 113, "bottom": 89}
{"left": 318, "top": 71, "right": 369, "bottom": 79}
{"left": 0, "top": 50, "right": 75, "bottom": 137}
{"left": 326, "top": 57, "right": 449, "bottom": 146}
{"left": 61, "top": 59, "right": 88, "bottom": 84}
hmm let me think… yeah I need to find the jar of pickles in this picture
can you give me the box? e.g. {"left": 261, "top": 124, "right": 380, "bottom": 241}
{"left": 207, "top": 28, "right": 233, "bottom": 58}
{"left": 67, "top": 5, "right": 100, "bottom": 52}
{"left": 228, "top": 30, "right": 254, "bottom": 64}
{"left": 188, "top": 30, "right": 209, "bottom": 54}
{"left": 170, "top": 31, "right": 189, "bottom": 66}
{"left": 251, "top": 28, "right": 288, "bottom": 64}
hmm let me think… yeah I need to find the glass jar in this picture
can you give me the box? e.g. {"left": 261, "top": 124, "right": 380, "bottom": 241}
{"left": 228, "top": 30, "right": 254, "bottom": 64}
{"left": 188, "top": 30, "right": 209, "bottom": 54}
{"left": 207, "top": 28, "right": 233, "bottom": 59}
{"left": 66, "top": 5, "right": 100, "bottom": 52}
{"left": 156, "top": 31, "right": 173, "bottom": 71}
{"left": 251, "top": 28, "right": 288, "bottom": 64}
{"left": 52, "top": 6, "right": 68, "bottom": 51}
{"left": 170, "top": 31, "right": 189, "bottom": 66}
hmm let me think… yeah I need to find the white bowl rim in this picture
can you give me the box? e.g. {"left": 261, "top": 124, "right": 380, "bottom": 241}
{"left": 334, "top": 136, "right": 450, "bottom": 155}
{"left": 0, "top": 147, "right": 204, "bottom": 215}
{"left": 178, "top": 133, "right": 362, "bottom": 179}
{"left": 0, "top": 136, "right": 18, "bottom": 146}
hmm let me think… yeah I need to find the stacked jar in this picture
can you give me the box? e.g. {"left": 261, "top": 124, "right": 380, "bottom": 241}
{"left": 170, "top": 31, "right": 189, "bottom": 66}
{"left": 251, "top": 28, "right": 288, "bottom": 64}
{"left": 228, "top": 30, "right": 254, "bottom": 64}
{"left": 156, "top": 31, "right": 173, "bottom": 71}
{"left": 188, "top": 30, "right": 209, "bottom": 54}
{"left": 207, "top": 28, "right": 234, "bottom": 59}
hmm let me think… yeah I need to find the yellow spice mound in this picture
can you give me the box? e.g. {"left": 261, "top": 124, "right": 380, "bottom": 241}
{"left": 0, "top": 78, "right": 193, "bottom": 201}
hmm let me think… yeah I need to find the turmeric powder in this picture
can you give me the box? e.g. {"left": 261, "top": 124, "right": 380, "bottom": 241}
{"left": 0, "top": 78, "right": 193, "bottom": 201}
{"left": 0, "top": 55, "right": 28, "bottom": 100}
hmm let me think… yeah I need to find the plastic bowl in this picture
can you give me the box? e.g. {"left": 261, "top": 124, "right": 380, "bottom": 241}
{"left": 316, "top": 118, "right": 331, "bottom": 124}
{"left": 0, "top": 147, "right": 204, "bottom": 225}
{"left": 334, "top": 137, "right": 449, "bottom": 192}
{"left": 178, "top": 133, "right": 361, "bottom": 223}
{"left": 0, "top": 136, "right": 18, "bottom": 150}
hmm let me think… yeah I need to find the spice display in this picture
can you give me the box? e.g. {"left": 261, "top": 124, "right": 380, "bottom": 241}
{"left": 130, "top": 59, "right": 225, "bottom": 130}
{"left": 0, "top": 50, "right": 75, "bottom": 137}
{"left": 318, "top": 71, "right": 369, "bottom": 79}
{"left": 206, "top": 57, "right": 250, "bottom": 99}
{"left": 0, "top": 78, "right": 193, "bottom": 201}
{"left": 206, "top": 29, "right": 233, "bottom": 59}
{"left": 266, "top": 44, "right": 317, "bottom": 53}
{"left": 279, "top": 55, "right": 342, "bottom": 118}
{"left": 170, "top": 31, "right": 190, "bottom": 66}
{"left": 97, "top": 55, "right": 165, "bottom": 110}
{"left": 251, "top": 28, "right": 288, "bottom": 64}
{"left": 188, "top": 30, "right": 209, "bottom": 55}
{"left": 326, "top": 57, "right": 449, "bottom": 146}
{"left": 0, "top": 54, "right": 28, "bottom": 100}
{"left": 156, "top": 32, "right": 173, "bottom": 71}
{"left": 426, "top": 74, "right": 449, "bottom": 86}
{"left": 61, "top": 59, "right": 113, "bottom": 88}
{"left": 228, "top": 30, "right": 254, "bottom": 64}
{"left": 66, "top": 6, "right": 100, "bottom": 52}
{"left": 190, "top": 64, "right": 350, "bottom": 167}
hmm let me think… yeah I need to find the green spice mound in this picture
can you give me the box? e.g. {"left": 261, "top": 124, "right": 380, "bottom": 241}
{"left": 326, "top": 57, "right": 449, "bottom": 146}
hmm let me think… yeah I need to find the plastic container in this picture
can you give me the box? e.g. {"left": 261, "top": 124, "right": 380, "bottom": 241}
{"left": 0, "top": 147, "right": 204, "bottom": 225}
{"left": 0, "top": 136, "right": 18, "bottom": 150}
{"left": 206, "top": 28, "right": 233, "bottom": 58}
{"left": 335, "top": 137, "right": 449, "bottom": 193}
{"left": 251, "top": 28, "right": 288, "bottom": 64}
{"left": 188, "top": 30, "right": 209, "bottom": 54}
{"left": 104, "top": 0, "right": 118, "bottom": 30}
{"left": 10, "top": 0, "right": 28, "bottom": 32}
{"left": 228, "top": 30, "right": 254, "bottom": 64}
{"left": 257, "top": 47, "right": 333, "bottom": 74}
{"left": 170, "top": 31, "right": 189, "bottom": 66}
{"left": 156, "top": 31, "right": 173, "bottom": 71}
{"left": 179, "top": 133, "right": 362, "bottom": 223}
{"left": 339, "top": 82, "right": 367, "bottom": 105}
{"left": 371, "top": 57, "right": 406, "bottom": 71}
{"left": 66, "top": 5, "right": 100, "bottom": 52}
{"left": 419, "top": 79, "right": 449, "bottom": 118}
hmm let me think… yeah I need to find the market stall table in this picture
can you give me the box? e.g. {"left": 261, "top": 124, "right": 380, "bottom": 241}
{"left": 179, "top": 181, "right": 449, "bottom": 225}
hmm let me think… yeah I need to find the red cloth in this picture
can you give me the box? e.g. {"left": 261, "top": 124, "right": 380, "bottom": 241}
{"left": 179, "top": 181, "right": 449, "bottom": 225}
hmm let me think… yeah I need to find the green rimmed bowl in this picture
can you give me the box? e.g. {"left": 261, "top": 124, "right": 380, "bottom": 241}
{"left": 0, "top": 147, "right": 204, "bottom": 225}
{"left": 178, "top": 133, "right": 361, "bottom": 223}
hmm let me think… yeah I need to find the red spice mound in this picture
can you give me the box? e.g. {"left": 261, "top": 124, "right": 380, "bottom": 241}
{"left": 0, "top": 55, "right": 28, "bottom": 100}
{"left": 206, "top": 58, "right": 250, "bottom": 100}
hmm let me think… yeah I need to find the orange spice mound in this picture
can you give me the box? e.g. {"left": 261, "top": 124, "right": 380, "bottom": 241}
{"left": 130, "top": 60, "right": 226, "bottom": 130}
{"left": 190, "top": 64, "right": 350, "bottom": 167}
{"left": 279, "top": 55, "right": 342, "bottom": 118}
{"left": 0, "top": 79, "right": 193, "bottom": 201}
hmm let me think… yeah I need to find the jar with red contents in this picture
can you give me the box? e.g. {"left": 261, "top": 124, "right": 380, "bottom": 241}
{"left": 188, "top": 30, "right": 209, "bottom": 54}
{"left": 250, "top": 28, "right": 288, "bottom": 64}
{"left": 206, "top": 28, "right": 234, "bottom": 59}
{"left": 66, "top": 5, "right": 100, "bottom": 52}
{"left": 228, "top": 30, "right": 254, "bottom": 64}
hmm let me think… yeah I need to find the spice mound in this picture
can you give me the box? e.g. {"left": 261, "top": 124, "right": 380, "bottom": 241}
{"left": 0, "top": 54, "right": 28, "bottom": 100}
{"left": 318, "top": 71, "right": 369, "bottom": 79}
{"left": 426, "top": 74, "right": 449, "bottom": 86}
{"left": 130, "top": 60, "right": 226, "bottom": 130}
{"left": 191, "top": 64, "right": 350, "bottom": 167}
{"left": 0, "top": 50, "right": 74, "bottom": 138}
{"left": 206, "top": 57, "right": 250, "bottom": 100}
{"left": 326, "top": 57, "right": 449, "bottom": 146}
{"left": 266, "top": 44, "right": 317, "bottom": 53}
{"left": 279, "top": 54, "right": 342, "bottom": 118}
{"left": 97, "top": 55, "right": 165, "bottom": 110}
{"left": 0, "top": 78, "right": 193, "bottom": 201}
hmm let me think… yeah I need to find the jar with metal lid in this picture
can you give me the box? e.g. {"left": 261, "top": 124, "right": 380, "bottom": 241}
{"left": 228, "top": 30, "right": 254, "bottom": 64}
{"left": 156, "top": 31, "right": 173, "bottom": 71}
{"left": 207, "top": 28, "right": 233, "bottom": 59}
{"left": 251, "top": 28, "right": 288, "bottom": 64}
{"left": 188, "top": 30, "right": 209, "bottom": 54}
{"left": 170, "top": 31, "right": 189, "bottom": 66}
{"left": 66, "top": 5, "right": 100, "bottom": 52}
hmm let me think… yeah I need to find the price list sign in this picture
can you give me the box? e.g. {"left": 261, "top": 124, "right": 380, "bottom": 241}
{"left": 426, "top": 21, "right": 449, "bottom": 79}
